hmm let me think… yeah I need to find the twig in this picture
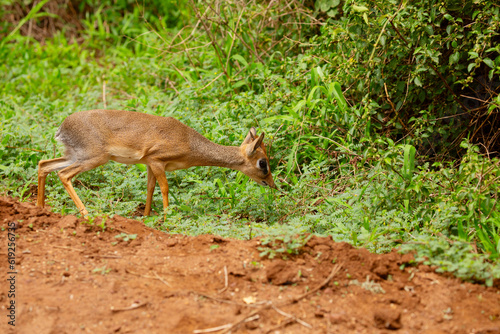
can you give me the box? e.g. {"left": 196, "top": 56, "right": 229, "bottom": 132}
{"left": 191, "top": 291, "right": 248, "bottom": 307}
{"left": 153, "top": 271, "right": 171, "bottom": 287}
{"left": 89, "top": 255, "right": 123, "bottom": 259}
{"left": 272, "top": 305, "right": 312, "bottom": 329}
{"left": 218, "top": 266, "right": 228, "bottom": 293}
{"left": 125, "top": 269, "right": 171, "bottom": 286}
{"left": 111, "top": 301, "right": 148, "bottom": 313}
{"left": 218, "top": 264, "right": 342, "bottom": 333}
{"left": 283, "top": 35, "right": 319, "bottom": 47}
{"left": 5, "top": 146, "right": 45, "bottom": 153}
{"left": 190, "top": 0, "right": 228, "bottom": 78}
{"left": 193, "top": 323, "right": 232, "bottom": 333}
{"left": 224, "top": 8, "right": 245, "bottom": 73}
{"left": 194, "top": 315, "right": 260, "bottom": 334}
{"left": 384, "top": 82, "right": 409, "bottom": 133}
{"left": 314, "top": 135, "right": 361, "bottom": 157}
{"left": 198, "top": 72, "right": 224, "bottom": 92}
{"left": 289, "top": 264, "right": 342, "bottom": 303}
{"left": 221, "top": 303, "right": 271, "bottom": 333}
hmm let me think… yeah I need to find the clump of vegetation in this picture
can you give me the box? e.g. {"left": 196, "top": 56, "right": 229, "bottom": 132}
{"left": 0, "top": 0, "right": 499, "bottom": 285}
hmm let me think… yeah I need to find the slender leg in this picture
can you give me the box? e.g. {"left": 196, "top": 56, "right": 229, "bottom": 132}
{"left": 144, "top": 165, "right": 156, "bottom": 216}
{"left": 37, "top": 157, "right": 73, "bottom": 207}
{"left": 148, "top": 163, "right": 169, "bottom": 212}
{"left": 57, "top": 158, "right": 108, "bottom": 216}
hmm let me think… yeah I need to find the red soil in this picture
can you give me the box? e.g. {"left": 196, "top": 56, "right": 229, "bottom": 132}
{"left": 1, "top": 196, "right": 499, "bottom": 333}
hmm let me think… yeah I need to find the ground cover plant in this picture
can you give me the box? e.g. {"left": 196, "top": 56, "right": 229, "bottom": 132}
{"left": 1, "top": 0, "right": 499, "bottom": 285}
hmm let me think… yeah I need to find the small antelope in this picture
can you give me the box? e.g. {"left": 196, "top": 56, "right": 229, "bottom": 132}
{"left": 37, "top": 109, "right": 276, "bottom": 216}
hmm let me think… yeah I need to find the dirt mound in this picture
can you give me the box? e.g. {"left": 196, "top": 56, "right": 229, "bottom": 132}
{"left": 1, "top": 196, "right": 499, "bottom": 333}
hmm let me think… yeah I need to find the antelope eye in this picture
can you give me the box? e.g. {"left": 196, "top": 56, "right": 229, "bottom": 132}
{"left": 258, "top": 159, "right": 268, "bottom": 175}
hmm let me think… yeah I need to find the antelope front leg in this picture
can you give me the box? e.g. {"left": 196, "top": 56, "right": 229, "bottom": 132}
{"left": 148, "top": 163, "right": 169, "bottom": 217}
{"left": 144, "top": 165, "right": 157, "bottom": 216}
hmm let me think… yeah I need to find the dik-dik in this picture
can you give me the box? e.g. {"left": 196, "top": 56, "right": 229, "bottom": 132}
{"left": 37, "top": 110, "right": 276, "bottom": 216}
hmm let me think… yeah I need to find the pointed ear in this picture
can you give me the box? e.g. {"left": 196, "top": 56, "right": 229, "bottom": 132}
{"left": 242, "top": 127, "right": 257, "bottom": 145}
{"left": 246, "top": 132, "right": 265, "bottom": 156}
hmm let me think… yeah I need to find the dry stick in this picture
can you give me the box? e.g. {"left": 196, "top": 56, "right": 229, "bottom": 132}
{"left": 314, "top": 134, "right": 361, "bottom": 158}
{"left": 5, "top": 146, "right": 45, "bottom": 153}
{"left": 218, "top": 265, "right": 229, "bottom": 293}
{"left": 165, "top": 77, "right": 180, "bottom": 95}
{"left": 199, "top": 72, "right": 224, "bottom": 92}
{"left": 224, "top": 6, "right": 245, "bottom": 73}
{"left": 124, "top": 31, "right": 163, "bottom": 51}
{"left": 288, "top": 264, "right": 342, "bottom": 304}
{"left": 204, "top": 1, "right": 263, "bottom": 63}
{"left": 272, "top": 305, "right": 312, "bottom": 329}
{"left": 111, "top": 301, "right": 148, "bottom": 313}
{"left": 153, "top": 271, "right": 171, "bottom": 287}
{"left": 220, "top": 302, "right": 272, "bottom": 334}
{"left": 192, "top": 291, "right": 249, "bottom": 307}
{"left": 220, "top": 264, "right": 342, "bottom": 333}
{"left": 194, "top": 315, "right": 260, "bottom": 334}
{"left": 256, "top": 0, "right": 277, "bottom": 36}
{"left": 171, "top": 63, "right": 190, "bottom": 83}
{"left": 471, "top": 110, "right": 495, "bottom": 144}
{"left": 191, "top": 0, "right": 229, "bottom": 78}
{"left": 193, "top": 323, "right": 233, "bottom": 334}
{"left": 384, "top": 82, "right": 410, "bottom": 133}
{"left": 283, "top": 35, "right": 319, "bottom": 47}
{"left": 126, "top": 269, "right": 171, "bottom": 286}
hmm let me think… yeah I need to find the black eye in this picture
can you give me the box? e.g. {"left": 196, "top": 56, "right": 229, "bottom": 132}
{"left": 258, "top": 159, "right": 268, "bottom": 174}
{"left": 258, "top": 159, "right": 267, "bottom": 169}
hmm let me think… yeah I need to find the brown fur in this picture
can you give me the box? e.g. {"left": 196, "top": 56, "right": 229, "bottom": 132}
{"left": 37, "top": 110, "right": 276, "bottom": 216}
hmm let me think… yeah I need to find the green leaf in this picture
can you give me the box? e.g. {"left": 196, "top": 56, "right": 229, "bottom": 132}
{"left": 414, "top": 76, "right": 422, "bottom": 87}
{"left": 449, "top": 52, "right": 460, "bottom": 65}
{"left": 231, "top": 80, "right": 247, "bottom": 89}
{"left": 403, "top": 144, "right": 416, "bottom": 181}
{"left": 327, "top": 9, "right": 339, "bottom": 17}
{"left": 231, "top": 54, "right": 248, "bottom": 67}
{"left": 363, "top": 13, "right": 369, "bottom": 25}
{"left": 483, "top": 58, "right": 495, "bottom": 68}
{"left": 320, "top": 0, "right": 330, "bottom": 12}
{"left": 352, "top": 4, "right": 369, "bottom": 12}
{"left": 330, "top": 82, "right": 348, "bottom": 112}
{"left": 1, "top": 134, "right": 10, "bottom": 145}
{"left": 468, "top": 51, "right": 479, "bottom": 59}
{"left": 179, "top": 205, "right": 192, "bottom": 212}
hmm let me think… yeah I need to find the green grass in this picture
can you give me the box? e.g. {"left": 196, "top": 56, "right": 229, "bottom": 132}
{"left": 1, "top": 0, "right": 499, "bottom": 285}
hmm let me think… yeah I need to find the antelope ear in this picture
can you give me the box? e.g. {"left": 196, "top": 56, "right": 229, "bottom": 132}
{"left": 242, "top": 127, "right": 257, "bottom": 145}
{"left": 246, "top": 132, "right": 265, "bottom": 156}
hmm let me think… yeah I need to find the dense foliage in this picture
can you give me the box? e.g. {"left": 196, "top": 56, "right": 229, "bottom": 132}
{"left": 1, "top": 0, "right": 499, "bottom": 285}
